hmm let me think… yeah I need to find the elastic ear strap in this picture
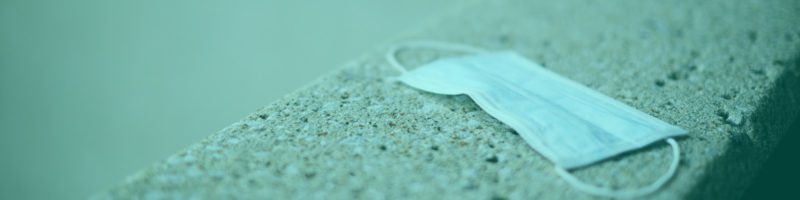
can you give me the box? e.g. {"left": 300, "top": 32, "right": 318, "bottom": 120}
{"left": 555, "top": 138, "right": 680, "bottom": 199}
{"left": 385, "top": 41, "right": 489, "bottom": 74}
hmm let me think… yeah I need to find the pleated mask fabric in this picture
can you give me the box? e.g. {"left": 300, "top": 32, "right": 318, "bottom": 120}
{"left": 395, "top": 51, "right": 686, "bottom": 169}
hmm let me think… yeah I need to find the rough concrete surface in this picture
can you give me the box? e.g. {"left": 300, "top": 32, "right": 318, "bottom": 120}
{"left": 95, "top": 0, "right": 800, "bottom": 199}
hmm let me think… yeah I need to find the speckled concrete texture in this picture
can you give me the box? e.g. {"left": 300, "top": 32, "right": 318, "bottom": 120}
{"left": 94, "top": 0, "right": 800, "bottom": 199}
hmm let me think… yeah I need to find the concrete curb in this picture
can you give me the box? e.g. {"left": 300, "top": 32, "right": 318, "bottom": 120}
{"left": 94, "top": 0, "right": 800, "bottom": 199}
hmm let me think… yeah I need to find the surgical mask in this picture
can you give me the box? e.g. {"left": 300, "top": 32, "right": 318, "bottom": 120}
{"left": 385, "top": 41, "right": 687, "bottom": 198}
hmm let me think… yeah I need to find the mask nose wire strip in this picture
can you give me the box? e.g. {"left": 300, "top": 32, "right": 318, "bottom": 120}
{"left": 555, "top": 138, "right": 680, "bottom": 199}
{"left": 385, "top": 41, "right": 490, "bottom": 75}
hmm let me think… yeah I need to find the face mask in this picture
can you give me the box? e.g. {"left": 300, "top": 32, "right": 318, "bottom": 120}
{"left": 385, "top": 41, "right": 687, "bottom": 198}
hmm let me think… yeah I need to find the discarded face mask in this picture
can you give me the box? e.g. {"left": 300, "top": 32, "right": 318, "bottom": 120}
{"left": 385, "top": 41, "right": 687, "bottom": 198}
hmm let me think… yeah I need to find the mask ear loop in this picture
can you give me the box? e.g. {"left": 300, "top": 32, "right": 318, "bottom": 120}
{"left": 385, "top": 41, "right": 490, "bottom": 77}
{"left": 555, "top": 138, "right": 680, "bottom": 199}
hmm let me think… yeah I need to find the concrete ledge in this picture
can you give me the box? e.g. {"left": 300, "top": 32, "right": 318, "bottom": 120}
{"left": 95, "top": 0, "right": 800, "bottom": 199}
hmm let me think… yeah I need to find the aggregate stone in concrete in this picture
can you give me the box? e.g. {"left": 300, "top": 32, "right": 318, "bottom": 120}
{"left": 95, "top": 0, "right": 800, "bottom": 199}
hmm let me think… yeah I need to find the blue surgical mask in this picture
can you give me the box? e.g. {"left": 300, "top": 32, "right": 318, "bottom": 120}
{"left": 386, "top": 41, "right": 687, "bottom": 198}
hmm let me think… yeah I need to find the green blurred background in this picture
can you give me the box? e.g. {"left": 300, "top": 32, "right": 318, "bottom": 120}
{"left": 0, "top": 1, "right": 453, "bottom": 199}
